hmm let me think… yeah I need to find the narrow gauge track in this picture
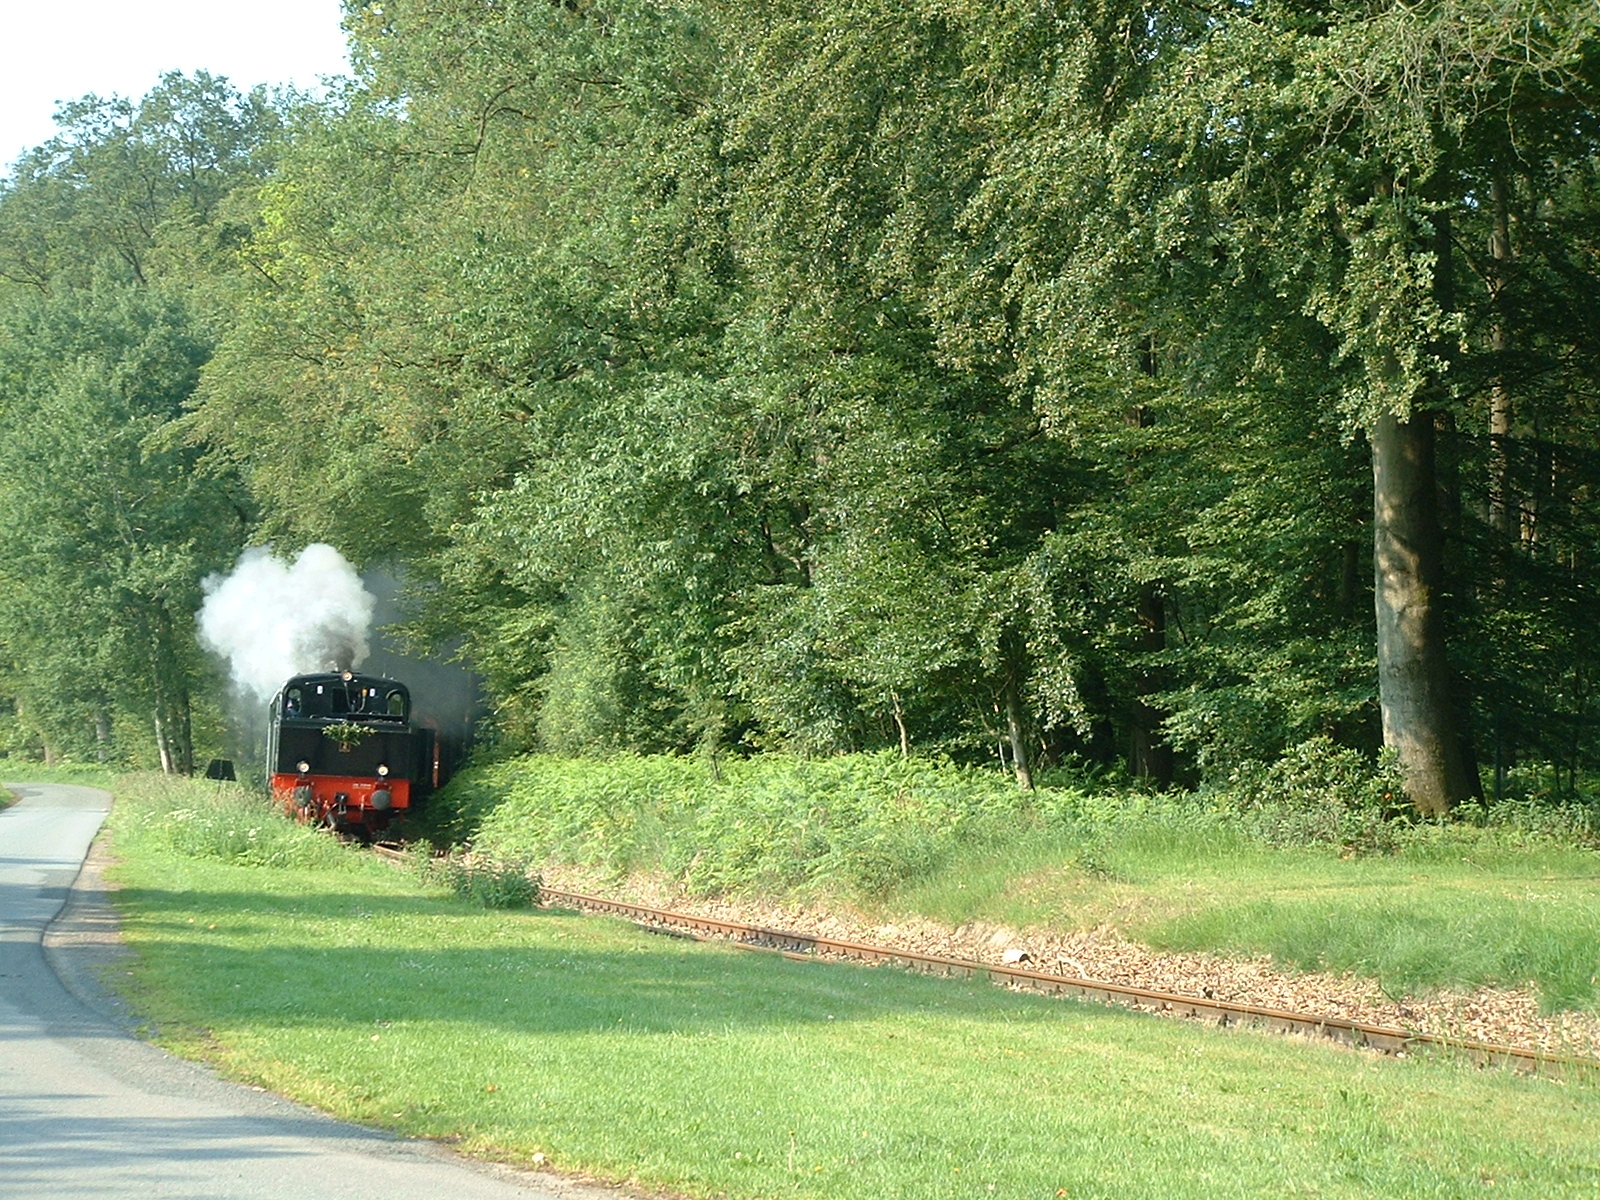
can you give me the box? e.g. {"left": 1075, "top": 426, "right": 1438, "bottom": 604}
{"left": 371, "top": 847, "right": 1596, "bottom": 1080}
{"left": 541, "top": 888, "right": 1599, "bottom": 1080}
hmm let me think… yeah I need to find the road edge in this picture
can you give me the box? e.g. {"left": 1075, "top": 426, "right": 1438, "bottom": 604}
{"left": 34, "top": 788, "right": 643, "bottom": 1200}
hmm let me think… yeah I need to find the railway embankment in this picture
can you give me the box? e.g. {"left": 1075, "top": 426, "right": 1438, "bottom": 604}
{"left": 433, "top": 752, "right": 1600, "bottom": 1060}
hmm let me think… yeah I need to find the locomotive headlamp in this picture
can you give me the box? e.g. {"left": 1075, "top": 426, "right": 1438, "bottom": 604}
{"left": 296, "top": 760, "right": 311, "bottom": 774}
{"left": 371, "top": 762, "right": 394, "bottom": 810}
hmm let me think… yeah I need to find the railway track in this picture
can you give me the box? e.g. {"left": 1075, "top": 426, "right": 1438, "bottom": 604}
{"left": 539, "top": 887, "right": 1598, "bottom": 1079}
{"left": 372, "top": 847, "right": 1596, "bottom": 1079}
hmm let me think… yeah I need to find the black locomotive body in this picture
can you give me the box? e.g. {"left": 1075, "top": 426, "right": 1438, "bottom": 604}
{"left": 267, "top": 671, "right": 437, "bottom": 835}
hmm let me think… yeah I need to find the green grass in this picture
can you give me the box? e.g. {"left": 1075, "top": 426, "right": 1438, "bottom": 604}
{"left": 881, "top": 822, "right": 1600, "bottom": 1011}
{"left": 97, "top": 776, "right": 1600, "bottom": 1200}
{"left": 3, "top": 761, "right": 116, "bottom": 787}
{"left": 435, "top": 754, "right": 1600, "bottom": 1012}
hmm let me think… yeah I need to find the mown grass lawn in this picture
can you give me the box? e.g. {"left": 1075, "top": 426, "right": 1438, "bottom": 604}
{"left": 103, "top": 798, "right": 1600, "bottom": 1200}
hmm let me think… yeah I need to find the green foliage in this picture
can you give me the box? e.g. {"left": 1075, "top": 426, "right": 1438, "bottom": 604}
{"left": 435, "top": 744, "right": 1595, "bottom": 912}
{"left": 0, "top": 74, "right": 275, "bottom": 771}
{"left": 321, "top": 722, "right": 375, "bottom": 748}
{"left": 9, "top": 6, "right": 1600, "bottom": 805}
{"left": 1207, "top": 738, "right": 1411, "bottom": 852}
{"left": 670, "top": 754, "right": 1019, "bottom": 896}
{"left": 434, "top": 751, "right": 1072, "bottom": 899}
{"left": 415, "top": 848, "right": 541, "bottom": 909}
{"left": 109, "top": 773, "right": 350, "bottom": 870}
{"left": 1452, "top": 787, "right": 1600, "bottom": 848}
{"left": 145, "top": 1, "right": 1598, "bottom": 799}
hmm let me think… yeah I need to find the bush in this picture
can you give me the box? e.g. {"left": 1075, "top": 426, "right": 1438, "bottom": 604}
{"left": 418, "top": 848, "right": 541, "bottom": 908}
{"left": 1207, "top": 737, "right": 1409, "bottom": 852}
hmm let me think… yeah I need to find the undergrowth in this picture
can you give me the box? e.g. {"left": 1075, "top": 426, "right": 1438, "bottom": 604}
{"left": 419, "top": 747, "right": 1600, "bottom": 1011}
{"left": 415, "top": 846, "right": 542, "bottom": 908}
{"left": 110, "top": 773, "right": 351, "bottom": 871}
{"left": 418, "top": 752, "right": 1077, "bottom": 898}
{"left": 428, "top": 740, "right": 1600, "bottom": 902}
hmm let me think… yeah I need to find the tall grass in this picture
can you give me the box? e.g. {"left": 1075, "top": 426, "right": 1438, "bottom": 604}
{"left": 110, "top": 772, "right": 354, "bottom": 871}
{"left": 424, "top": 752, "right": 1064, "bottom": 898}
{"left": 2, "top": 761, "right": 115, "bottom": 788}
{"left": 431, "top": 750, "right": 1600, "bottom": 1011}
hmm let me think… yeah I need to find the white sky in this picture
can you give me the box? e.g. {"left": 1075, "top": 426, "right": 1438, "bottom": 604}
{"left": 2, "top": 0, "right": 353, "bottom": 170}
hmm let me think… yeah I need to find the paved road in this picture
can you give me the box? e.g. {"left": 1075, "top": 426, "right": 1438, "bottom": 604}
{"left": 0, "top": 782, "right": 619, "bottom": 1200}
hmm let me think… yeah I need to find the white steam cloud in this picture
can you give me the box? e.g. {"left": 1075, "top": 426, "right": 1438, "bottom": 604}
{"left": 199, "top": 544, "right": 376, "bottom": 703}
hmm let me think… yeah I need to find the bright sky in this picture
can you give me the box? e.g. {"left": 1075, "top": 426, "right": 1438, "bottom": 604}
{"left": 2, "top": 0, "right": 353, "bottom": 170}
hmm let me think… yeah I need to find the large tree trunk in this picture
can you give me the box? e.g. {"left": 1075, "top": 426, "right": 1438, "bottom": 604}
{"left": 1371, "top": 411, "right": 1476, "bottom": 815}
{"left": 1001, "top": 635, "right": 1034, "bottom": 790}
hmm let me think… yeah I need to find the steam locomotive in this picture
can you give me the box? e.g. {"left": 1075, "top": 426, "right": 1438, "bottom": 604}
{"left": 267, "top": 670, "right": 438, "bottom": 836}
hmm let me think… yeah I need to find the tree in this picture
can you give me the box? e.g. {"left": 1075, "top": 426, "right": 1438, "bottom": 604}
{"left": 163, "top": 0, "right": 1600, "bottom": 804}
{"left": 920, "top": 0, "right": 1600, "bottom": 812}
{"left": 192, "top": 0, "right": 759, "bottom": 752}
{"left": 0, "top": 74, "right": 276, "bottom": 767}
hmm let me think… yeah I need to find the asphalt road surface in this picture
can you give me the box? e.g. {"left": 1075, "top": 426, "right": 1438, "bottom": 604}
{"left": 0, "top": 781, "right": 622, "bottom": 1200}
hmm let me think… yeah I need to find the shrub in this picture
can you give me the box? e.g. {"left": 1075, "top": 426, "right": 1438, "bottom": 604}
{"left": 1206, "top": 737, "right": 1410, "bottom": 852}
{"left": 419, "top": 849, "right": 541, "bottom": 908}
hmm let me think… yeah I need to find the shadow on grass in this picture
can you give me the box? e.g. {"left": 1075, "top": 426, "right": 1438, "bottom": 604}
{"left": 85, "top": 883, "right": 1059, "bottom": 1042}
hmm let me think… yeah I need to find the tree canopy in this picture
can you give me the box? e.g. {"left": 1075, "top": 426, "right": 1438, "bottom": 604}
{"left": 4, "top": 2, "right": 1600, "bottom": 810}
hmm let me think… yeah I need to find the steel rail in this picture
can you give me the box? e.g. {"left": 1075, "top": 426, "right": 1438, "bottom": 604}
{"left": 539, "top": 887, "right": 1599, "bottom": 1081}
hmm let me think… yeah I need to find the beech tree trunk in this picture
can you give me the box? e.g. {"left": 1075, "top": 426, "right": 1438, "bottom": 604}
{"left": 1003, "top": 666, "right": 1034, "bottom": 791}
{"left": 1371, "top": 411, "right": 1476, "bottom": 815}
{"left": 154, "top": 710, "right": 175, "bottom": 775}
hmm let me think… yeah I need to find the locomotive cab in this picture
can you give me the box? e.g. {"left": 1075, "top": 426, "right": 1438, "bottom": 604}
{"left": 267, "top": 671, "right": 436, "bottom": 836}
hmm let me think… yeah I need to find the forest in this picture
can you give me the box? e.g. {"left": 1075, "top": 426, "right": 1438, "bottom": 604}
{"left": 2, "top": 0, "right": 1599, "bottom": 816}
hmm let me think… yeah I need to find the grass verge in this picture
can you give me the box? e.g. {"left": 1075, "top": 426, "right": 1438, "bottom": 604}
{"left": 99, "top": 775, "right": 1600, "bottom": 1200}
{"left": 432, "top": 753, "right": 1600, "bottom": 1012}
